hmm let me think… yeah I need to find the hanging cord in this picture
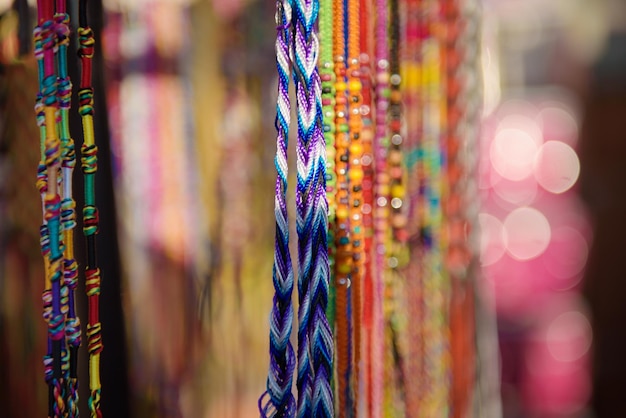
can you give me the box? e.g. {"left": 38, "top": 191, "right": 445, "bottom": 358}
{"left": 372, "top": 0, "right": 390, "bottom": 414}
{"left": 77, "top": 1, "right": 104, "bottom": 416}
{"left": 421, "top": 0, "right": 451, "bottom": 413}
{"left": 34, "top": 14, "right": 54, "bottom": 418}
{"left": 319, "top": 0, "right": 337, "bottom": 342}
{"left": 442, "top": 0, "right": 468, "bottom": 282}
{"left": 384, "top": 0, "right": 409, "bottom": 413}
{"left": 36, "top": 0, "right": 66, "bottom": 415}
{"left": 260, "top": 0, "right": 297, "bottom": 416}
{"left": 443, "top": 2, "right": 467, "bottom": 416}
{"left": 292, "top": 0, "right": 334, "bottom": 416}
{"left": 346, "top": 0, "right": 364, "bottom": 414}
{"left": 293, "top": 0, "right": 334, "bottom": 415}
{"left": 14, "top": 0, "right": 31, "bottom": 56}
{"left": 387, "top": 0, "right": 408, "bottom": 254}
{"left": 54, "top": 1, "right": 81, "bottom": 415}
{"left": 402, "top": 0, "right": 426, "bottom": 415}
{"left": 358, "top": 0, "right": 376, "bottom": 415}
{"left": 332, "top": 0, "right": 354, "bottom": 414}
{"left": 444, "top": 0, "right": 481, "bottom": 414}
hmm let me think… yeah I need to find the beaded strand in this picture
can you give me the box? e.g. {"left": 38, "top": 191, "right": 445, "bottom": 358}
{"left": 347, "top": 0, "right": 364, "bottom": 414}
{"left": 382, "top": 0, "right": 409, "bottom": 414}
{"left": 402, "top": 0, "right": 426, "bottom": 414}
{"left": 372, "top": 0, "right": 390, "bottom": 413}
{"left": 77, "top": 1, "right": 104, "bottom": 415}
{"left": 444, "top": 0, "right": 481, "bottom": 414}
{"left": 388, "top": 0, "right": 406, "bottom": 249}
{"left": 422, "top": 1, "right": 451, "bottom": 413}
{"left": 333, "top": 0, "right": 354, "bottom": 414}
{"left": 358, "top": 0, "right": 376, "bottom": 414}
{"left": 320, "top": 0, "right": 337, "bottom": 337}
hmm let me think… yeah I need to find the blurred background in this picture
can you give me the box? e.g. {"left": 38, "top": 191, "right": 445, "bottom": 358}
{"left": 0, "top": 0, "right": 625, "bottom": 417}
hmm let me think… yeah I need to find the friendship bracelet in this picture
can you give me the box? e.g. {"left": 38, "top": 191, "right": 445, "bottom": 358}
{"left": 260, "top": 0, "right": 296, "bottom": 415}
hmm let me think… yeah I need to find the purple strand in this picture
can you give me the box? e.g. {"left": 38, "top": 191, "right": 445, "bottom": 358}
{"left": 260, "top": 0, "right": 297, "bottom": 416}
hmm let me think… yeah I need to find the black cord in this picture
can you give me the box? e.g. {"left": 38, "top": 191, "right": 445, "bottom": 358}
{"left": 79, "top": 0, "right": 87, "bottom": 28}
{"left": 13, "top": 0, "right": 31, "bottom": 56}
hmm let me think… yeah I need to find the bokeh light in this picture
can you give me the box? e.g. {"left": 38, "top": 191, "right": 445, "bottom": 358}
{"left": 479, "top": 213, "right": 507, "bottom": 266}
{"left": 490, "top": 128, "right": 541, "bottom": 181}
{"left": 503, "top": 206, "right": 551, "bottom": 260}
{"left": 546, "top": 311, "right": 592, "bottom": 363}
{"left": 543, "top": 226, "right": 588, "bottom": 287}
{"left": 534, "top": 140, "right": 580, "bottom": 194}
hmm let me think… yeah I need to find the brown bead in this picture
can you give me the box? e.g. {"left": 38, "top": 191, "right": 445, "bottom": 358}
{"left": 388, "top": 149, "right": 403, "bottom": 165}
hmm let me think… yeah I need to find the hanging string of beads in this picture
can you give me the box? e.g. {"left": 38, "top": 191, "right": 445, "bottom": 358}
{"left": 77, "top": 0, "right": 104, "bottom": 416}
{"left": 371, "top": 0, "right": 390, "bottom": 413}
{"left": 347, "top": 1, "right": 365, "bottom": 413}
{"left": 383, "top": 0, "right": 409, "bottom": 414}
{"left": 402, "top": 0, "right": 426, "bottom": 414}
{"left": 332, "top": 0, "right": 354, "bottom": 413}
{"left": 358, "top": 0, "right": 376, "bottom": 414}
{"left": 444, "top": 0, "right": 482, "bottom": 415}
{"left": 320, "top": 0, "right": 337, "bottom": 341}
{"left": 422, "top": 0, "right": 452, "bottom": 413}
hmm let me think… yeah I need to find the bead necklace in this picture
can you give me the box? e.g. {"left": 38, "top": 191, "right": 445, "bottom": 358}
{"left": 421, "top": 1, "right": 451, "bottom": 413}
{"left": 333, "top": 0, "right": 355, "bottom": 414}
{"left": 358, "top": 0, "right": 376, "bottom": 414}
{"left": 320, "top": 0, "right": 337, "bottom": 337}
{"left": 444, "top": 0, "right": 481, "bottom": 414}
{"left": 347, "top": 0, "right": 364, "bottom": 413}
{"left": 402, "top": 0, "right": 427, "bottom": 413}
{"left": 372, "top": 0, "right": 390, "bottom": 413}
{"left": 383, "top": 0, "right": 409, "bottom": 414}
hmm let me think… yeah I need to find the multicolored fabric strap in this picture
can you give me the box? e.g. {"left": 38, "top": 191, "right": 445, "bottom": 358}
{"left": 35, "top": 0, "right": 67, "bottom": 415}
{"left": 55, "top": 0, "right": 80, "bottom": 415}
{"left": 77, "top": 1, "right": 104, "bottom": 416}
